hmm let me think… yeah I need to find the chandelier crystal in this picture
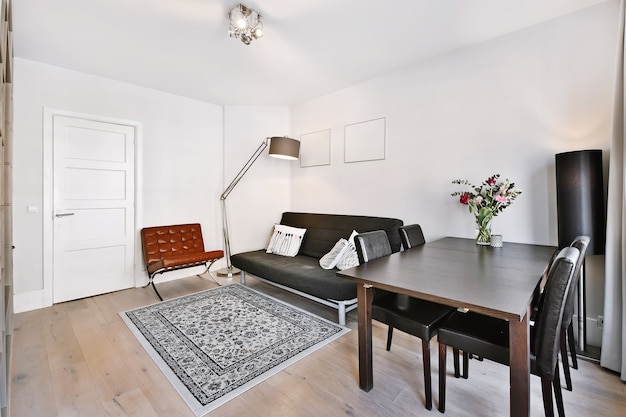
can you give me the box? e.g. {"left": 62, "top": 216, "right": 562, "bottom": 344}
{"left": 228, "top": 4, "right": 263, "bottom": 45}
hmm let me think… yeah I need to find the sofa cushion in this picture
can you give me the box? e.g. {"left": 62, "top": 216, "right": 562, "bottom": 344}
{"left": 280, "top": 212, "right": 403, "bottom": 258}
{"left": 231, "top": 250, "right": 358, "bottom": 301}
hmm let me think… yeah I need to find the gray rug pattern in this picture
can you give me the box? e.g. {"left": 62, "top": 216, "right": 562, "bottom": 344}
{"left": 121, "top": 283, "right": 349, "bottom": 415}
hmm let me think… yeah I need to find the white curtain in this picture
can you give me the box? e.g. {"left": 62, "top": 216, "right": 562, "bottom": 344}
{"left": 601, "top": 0, "right": 626, "bottom": 381}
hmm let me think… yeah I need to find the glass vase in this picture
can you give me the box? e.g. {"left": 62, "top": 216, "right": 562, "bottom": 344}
{"left": 475, "top": 220, "right": 492, "bottom": 246}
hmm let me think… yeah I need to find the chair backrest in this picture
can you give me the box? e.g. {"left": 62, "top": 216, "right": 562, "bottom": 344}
{"left": 533, "top": 246, "right": 580, "bottom": 379}
{"left": 398, "top": 224, "right": 426, "bottom": 249}
{"left": 561, "top": 236, "right": 590, "bottom": 329}
{"left": 354, "top": 230, "right": 392, "bottom": 264}
{"left": 531, "top": 248, "right": 560, "bottom": 315}
{"left": 141, "top": 223, "right": 206, "bottom": 265}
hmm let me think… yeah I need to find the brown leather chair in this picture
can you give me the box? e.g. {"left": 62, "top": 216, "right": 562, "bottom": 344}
{"left": 141, "top": 223, "right": 223, "bottom": 300}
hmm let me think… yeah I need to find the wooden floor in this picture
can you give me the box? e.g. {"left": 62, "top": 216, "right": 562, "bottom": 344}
{"left": 9, "top": 274, "right": 626, "bottom": 417}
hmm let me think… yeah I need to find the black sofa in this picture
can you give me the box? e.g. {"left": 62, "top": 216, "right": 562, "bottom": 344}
{"left": 231, "top": 212, "right": 404, "bottom": 325}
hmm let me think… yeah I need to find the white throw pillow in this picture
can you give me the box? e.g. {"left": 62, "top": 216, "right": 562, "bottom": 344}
{"left": 266, "top": 224, "right": 307, "bottom": 257}
{"left": 319, "top": 238, "right": 349, "bottom": 269}
{"left": 335, "top": 230, "right": 360, "bottom": 270}
{"left": 347, "top": 230, "right": 359, "bottom": 245}
{"left": 336, "top": 241, "right": 359, "bottom": 270}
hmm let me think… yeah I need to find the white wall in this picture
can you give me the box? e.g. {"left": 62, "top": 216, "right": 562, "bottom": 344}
{"left": 11, "top": 3, "right": 618, "bottom": 345}
{"left": 290, "top": 2, "right": 619, "bottom": 345}
{"left": 13, "top": 59, "right": 225, "bottom": 312}
{"left": 12, "top": 60, "right": 292, "bottom": 312}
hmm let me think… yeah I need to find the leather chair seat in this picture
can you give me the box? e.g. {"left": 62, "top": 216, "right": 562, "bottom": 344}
{"left": 373, "top": 293, "right": 454, "bottom": 341}
{"left": 438, "top": 311, "right": 510, "bottom": 366}
{"left": 147, "top": 250, "right": 224, "bottom": 275}
{"left": 438, "top": 311, "right": 545, "bottom": 375}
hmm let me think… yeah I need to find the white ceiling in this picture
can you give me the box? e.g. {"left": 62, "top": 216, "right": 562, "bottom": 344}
{"left": 13, "top": 0, "right": 608, "bottom": 106}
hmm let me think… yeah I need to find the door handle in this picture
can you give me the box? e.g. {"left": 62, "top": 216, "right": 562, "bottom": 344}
{"left": 55, "top": 212, "right": 75, "bottom": 218}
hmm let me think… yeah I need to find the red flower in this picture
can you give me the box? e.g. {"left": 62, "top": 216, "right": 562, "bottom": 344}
{"left": 459, "top": 193, "right": 470, "bottom": 204}
{"left": 487, "top": 177, "right": 497, "bottom": 185}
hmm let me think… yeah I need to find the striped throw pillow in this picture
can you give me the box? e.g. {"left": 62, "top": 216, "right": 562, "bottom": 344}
{"left": 266, "top": 224, "right": 307, "bottom": 257}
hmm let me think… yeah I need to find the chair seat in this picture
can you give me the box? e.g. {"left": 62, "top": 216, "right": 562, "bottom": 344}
{"left": 437, "top": 311, "right": 510, "bottom": 366}
{"left": 373, "top": 293, "right": 455, "bottom": 340}
{"left": 147, "top": 250, "right": 224, "bottom": 275}
{"left": 437, "top": 311, "right": 545, "bottom": 372}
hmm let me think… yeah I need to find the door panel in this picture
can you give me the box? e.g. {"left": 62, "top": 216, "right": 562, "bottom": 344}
{"left": 53, "top": 116, "right": 135, "bottom": 303}
{"left": 64, "top": 167, "right": 127, "bottom": 200}
{"left": 57, "top": 245, "right": 129, "bottom": 302}
{"left": 65, "top": 208, "right": 126, "bottom": 241}
{"left": 65, "top": 127, "right": 127, "bottom": 162}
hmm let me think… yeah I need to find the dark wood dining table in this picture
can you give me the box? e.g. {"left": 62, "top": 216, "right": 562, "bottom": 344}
{"left": 337, "top": 236, "right": 557, "bottom": 417}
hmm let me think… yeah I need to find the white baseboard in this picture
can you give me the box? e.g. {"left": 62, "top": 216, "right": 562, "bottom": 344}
{"left": 13, "top": 289, "right": 52, "bottom": 313}
{"left": 14, "top": 266, "right": 209, "bottom": 314}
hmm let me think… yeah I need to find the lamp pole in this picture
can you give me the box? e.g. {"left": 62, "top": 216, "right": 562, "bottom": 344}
{"left": 218, "top": 138, "right": 270, "bottom": 277}
{"left": 217, "top": 136, "right": 300, "bottom": 277}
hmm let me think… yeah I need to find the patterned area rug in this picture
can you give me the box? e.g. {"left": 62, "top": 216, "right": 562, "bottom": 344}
{"left": 120, "top": 283, "right": 350, "bottom": 416}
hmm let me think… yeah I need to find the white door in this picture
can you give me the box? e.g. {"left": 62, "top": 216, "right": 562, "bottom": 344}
{"left": 53, "top": 116, "right": 135, "bottom": 303}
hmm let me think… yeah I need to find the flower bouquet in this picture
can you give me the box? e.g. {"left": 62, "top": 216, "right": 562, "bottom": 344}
{"left": 451, "top": 174, "right": 522, "bottom": 245}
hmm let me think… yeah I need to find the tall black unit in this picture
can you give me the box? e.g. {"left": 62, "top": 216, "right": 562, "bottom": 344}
{"left": 555, "top": 149, "right": 605, "bottom": 355}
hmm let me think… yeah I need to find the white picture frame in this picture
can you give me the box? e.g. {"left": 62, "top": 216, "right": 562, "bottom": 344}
{"left": 344, "top": 117, "right": 386, "bottom": 163}
{"left": 300, "top": 129, "right": 331, "bottom": 167}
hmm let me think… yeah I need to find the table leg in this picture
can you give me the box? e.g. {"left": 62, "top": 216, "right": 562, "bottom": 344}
{"left": 357, "top": 284, "right": 373, "bottom": 391}
{"left": 509, "top": 312, "right": 530, "bottom": 417}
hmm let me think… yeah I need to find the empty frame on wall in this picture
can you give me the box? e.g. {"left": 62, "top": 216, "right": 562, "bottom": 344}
{"left": 300, "top": 129, "right": 331, "bottom": 167}
{"left": 344, "top": 117, "right": 386, "bottom": 163}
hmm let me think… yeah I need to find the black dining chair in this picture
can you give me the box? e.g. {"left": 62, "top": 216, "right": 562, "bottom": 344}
{"left": 387, "top": 224, "right": 449, "bottom": 352}
{"left": 354, "top": 230, "right": 455, "bottom": 411}
{"left": 559, "top": 235, "right": 589, "bottom": 391}
{"left": 399, "top": 224, "right": 473, "bottom": 378}
{"left": 451, "top": 247, "right": 562, "bottom": 382}
{"left": 528, "top": 236, "right": 588, "bottom": 392}
{"left": 399, "top": 223, "right": 426, "bottom": 249}
{"left": 436, "top": 246, "right": 580, "bottom": 416}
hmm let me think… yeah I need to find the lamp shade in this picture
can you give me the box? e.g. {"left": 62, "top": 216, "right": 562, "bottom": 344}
{"left": 268, "top": 136, "right": 300, "bottom": 160}
{"left": 555, "top": 149, "right": 606, "bottom": 255}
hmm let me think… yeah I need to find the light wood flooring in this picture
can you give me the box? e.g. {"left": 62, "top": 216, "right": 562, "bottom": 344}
{"left": 9, "top": 274, "right": 626, "bottom": 417}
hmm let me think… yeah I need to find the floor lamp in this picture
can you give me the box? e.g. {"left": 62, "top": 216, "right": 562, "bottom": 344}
{"left": 555, "top": 149, "right": 605, "bottom": 360}
{"left": 217, "top": 136, "right": 300, "bottom": 277}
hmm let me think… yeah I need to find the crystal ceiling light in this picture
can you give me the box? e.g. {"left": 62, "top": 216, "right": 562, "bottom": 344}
{"left": 228, "top": 4, "right": 263, "bottom": 45}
